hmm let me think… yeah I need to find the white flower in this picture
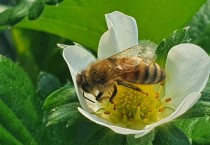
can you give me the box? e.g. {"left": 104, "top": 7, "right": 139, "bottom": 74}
{"left": 59, "top": 11, "right": 210, "bottom": 138}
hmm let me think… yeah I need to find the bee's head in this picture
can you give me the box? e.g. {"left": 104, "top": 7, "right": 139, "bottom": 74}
{"left": 76, "top": 71, "right": 91, "bottom": 93}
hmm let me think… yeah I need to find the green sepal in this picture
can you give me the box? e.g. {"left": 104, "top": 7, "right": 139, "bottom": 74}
{"left": 86, "top": 128, "right": 126, "bottom": 145}
{"left": 156, "top": 27, "right": 190, "bottom": 68}
{"left": 0, "top": 3, "right": 28, "bottom": 25}
{"left": 66, "top": 122, "right": 104, "bottom": 145}
{"left": 65, "top": 108, "right": 87, "bottom": 127}
{"left": 44, "top": 0, "right": 64, "bottom": 5}
{"left": 126, "top": 131, "right": 154, "bottom": 145}
{"left": 46, "top": 102, "right": 82, "bottom": 126}
{"left": 28, "top": 0, "right": 45, "bottom": 20}
{"left": 43, "top": 86, "right": 78, "bottom": 110}
{"left": 153, "top": 124, "right": 190, "bottom": 145}
{"left": 37, "top": 71, "right": 61, "bottom": 99}
{"left": 0, "top": 0, "right": 62, "bottom": 26}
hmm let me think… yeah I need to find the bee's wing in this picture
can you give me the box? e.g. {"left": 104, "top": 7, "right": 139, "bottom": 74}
{"left": 105, "top": 43, "right": 157, "bottom": 80}
{"left": 109, "top": 43, "right": 157, "bottom": 67}
{"left": 110, "top": 43, "right": 157, "bottom": 64}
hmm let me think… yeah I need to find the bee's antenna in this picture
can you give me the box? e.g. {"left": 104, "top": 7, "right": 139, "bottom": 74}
{"left": 83, "top": 92, "right": 95, "bottom": 103}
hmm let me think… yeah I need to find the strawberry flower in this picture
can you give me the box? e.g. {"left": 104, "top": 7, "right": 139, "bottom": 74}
{"left": 59, "top": 11, "right": 210, "bottom": 138}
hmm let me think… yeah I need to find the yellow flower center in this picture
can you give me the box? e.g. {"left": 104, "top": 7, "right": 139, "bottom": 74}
{"left": 95, "top": 83, "right": 174, "bottom": 129}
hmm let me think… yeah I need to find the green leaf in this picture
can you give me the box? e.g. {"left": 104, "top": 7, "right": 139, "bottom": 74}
{"left": 153, "top": 124, "right": 190, "bottom": 145}
{"left": 187, "top": 0, "right": 210, "bottom": 55}
{"left": 14, "top": 0, "right": 206, "bottom": 51}
{"left": 156, "top": 27, "right": 190, "bottom": 68}
{"left": 43, "top": 86, "right": 78, "bottom": 110}
{"left": 0, "top": 124, "right": 22, "bottom": 145}
{"left": 126, "top": 131, "right": 154, "bottom": 145}
{"left": 174, "top": 117, "right": 210, "bottom": 145}
{"left": 37, "top": 71, "right": 61, "bottom": 99}
{"left": 0, "top": 55, "right": 39, "bottom": 128}
{"left": 0, "top": 99, "right": 38, "bottom": 145}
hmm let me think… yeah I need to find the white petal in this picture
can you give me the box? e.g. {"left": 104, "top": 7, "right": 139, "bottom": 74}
{"left": 62, "top": 45, "right": 96, "bottom": 111}
{"left": 164, "top": 43, "right": 210, "bottom": 108}
{"left": 98, "top": 28, "right": 119, "bottom": 59}
{"left": 63, "top": 45, "right": 96, "bottom": 73}
{"left": 98, "top": 11, "right": 138, "bottom": 59}
{"left": 135, "top": 92, "right": 201, "bottom": 138}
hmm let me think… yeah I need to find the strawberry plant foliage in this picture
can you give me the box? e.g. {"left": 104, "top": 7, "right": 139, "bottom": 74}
{"left": 0, "top": 0, "right": 63, "bottom": 26}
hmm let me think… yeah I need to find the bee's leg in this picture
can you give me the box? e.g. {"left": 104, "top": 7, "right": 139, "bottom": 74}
{"left": 109, "top": 85, "right": 117, "bottom": 103}
{"left": 83, "top": 92, "right": 95, "bottom": 103}
{"left": 96, "top": 92, "right": 104, "bottom": 101}
{"left": 117, "top": 81, "right": 140, "bottom": 91}
{"left": 117, "top": 81, "right": 148, "bottom": 96}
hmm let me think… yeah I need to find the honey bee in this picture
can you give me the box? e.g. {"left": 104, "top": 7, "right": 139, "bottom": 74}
{"left": 76, "top": 42, "right": 166, "bottom": 103}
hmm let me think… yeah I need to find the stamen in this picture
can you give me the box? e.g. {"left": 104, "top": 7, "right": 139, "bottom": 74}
{"left": 165, "top": 98, "right": 172, "bottom": 102}
{"left": 159, "top": 108, "right": 165, "bottom": 112}
{"left": 95, "top": 82, "right": 173, "bottom": 129}
{"left": 104, "top": 111, "right": 110, "bottom": 114}
{"left": 155, "top": 93, "right": 159, "bottom": 99}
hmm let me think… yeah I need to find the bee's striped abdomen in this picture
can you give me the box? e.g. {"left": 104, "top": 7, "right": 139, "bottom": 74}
{"left": 143, "top": 63, "right": 166, "bottom": 84}
{"left": 121, "top": 63, "right": 165, "bottom": 84}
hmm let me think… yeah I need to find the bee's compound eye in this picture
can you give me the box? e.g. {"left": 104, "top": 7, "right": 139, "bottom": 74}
{"left": 81, "top": 80, "right": 90, "bottom": 93}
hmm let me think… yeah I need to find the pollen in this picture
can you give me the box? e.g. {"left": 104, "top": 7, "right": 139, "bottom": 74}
{"left": 95, "top": 82, "right": 174, "bottom": 130}
{"left": 165, "top": 98, "right": 172, "bottom": 102}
